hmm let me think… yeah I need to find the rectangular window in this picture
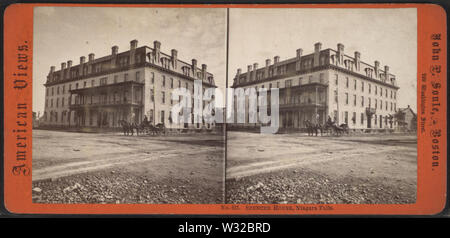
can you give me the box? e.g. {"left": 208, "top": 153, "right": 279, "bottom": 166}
{"left": 84, "top": 81, "right": 87, "bottom": 88}
{"left": 170, "top": 78, "right": 174, "bottom": 88}
{"left": 334, "top": 90, "right": 338, "bottom": 103}
{"left": 361, "top": 96, "right": 364, "bottom": 107}
{"left": 346, "top": 77, "right": 349, "bottom": 88}
{"left": 57, "top": 86, "right": 60, "bottom": 95}
{"left": 124, "top": 73, "right": 128, "bottom": 81}
{"left": 76, "top": 83, "right": 79, "bottom": 89}
{"left": 178, "top": 80, "right": 181, "bottom": 88}
{"left": 361, "top": 81, "right": 364, "bottom": 92}
{"left": 369, "top": 98, "right": 371, "bottom": 108}
{"left": 380, "top": 100, "right": 383, "bottom": 109}
{"left": 151, "top": 72, "right": 155, "bottom": 84}
{"left": 285, "top": 80, "right": 292, "bottom": 87}
{"left": 353, "top": 94, "right": 356, "bottom": 106}
{"left": 335, "top": 74, "right": 338, "bottom": 85}
{"left": 162, "top": 91, "right": 165, "bottom": 104}
{"left": 375, "top": 99, "right": 377, "bottom": 109}
{"left": 91, "top": 79, "right": 95, "bottom": 87}
{"left": 56, "top": 98, "right": 59, "bottom": 108}
{"left": 319, "top": 73, "right": 324, "bottom": 83}
{"left": 162, "top": 75, "right": 166, "bottom": 87}
{"left": 354, "top": 79, "right": 357, "bottom": 90}
{"left": 100, "top": 77, "right": 107, "bottom": 85}
{"left": 63, "top": 85, "right": 65, "bottom": 94}
{"left": 368, "top": 84, "right": 371, "bottom": 94}
{"left": 161, "top": 110, "right": 165, "bottom": 124}
{"left": 380, "top": 87, "right": 383, "bottom": 96}
{"left": 114, "top": 75, "right": 118, "bottom": 84}
{"left": 361, "top": 113, "right": 364, "bottom": 124}
{"left": 150, "top": 89, "right": 154, "bottom": 102}
{"left": 385, "top": 89, "right": 388, "bottom": 98}
{"left": 136, "top": 71, "right": 140, "bottom": 82}
{"left": 345, "top": 93, "right": 348, "bottom": 105}
{"left": 62, "top": 98, "right": 64, "bottom": 107}
{"left": 344, "top": 111, "right": 348, "bottom": 124}
{"left": 352, "top": 112, "right": 356, "bottom": 124}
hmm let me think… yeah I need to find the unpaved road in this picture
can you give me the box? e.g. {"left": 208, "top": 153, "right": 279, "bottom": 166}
{"left": 226, "top": 131, "right": 417, "bottom": 204}
{"left": 32, "top": 130, "right": 225, "bottom": 204}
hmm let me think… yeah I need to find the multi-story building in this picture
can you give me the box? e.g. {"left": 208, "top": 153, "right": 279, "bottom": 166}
{"left": 231, "top": 42, "right": 399, "bottom": 130}
{"left": 42, "top": 39, "right": 217, "bottom": 130}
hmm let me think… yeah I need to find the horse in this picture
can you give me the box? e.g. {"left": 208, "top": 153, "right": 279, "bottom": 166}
{"left": 321, "top": 121, "right": 334, "bottom": 136}
{"left": 330, "top": 122, "right": 349, "bottom": 136}
{"left": 118, "top": 120, "right": 135, "bottom": 136}
{"left": 155, "top": 123, "right": 166, "bottom": 134}
{"left": 304, "top": 120, "right": 321, "bottom": 136}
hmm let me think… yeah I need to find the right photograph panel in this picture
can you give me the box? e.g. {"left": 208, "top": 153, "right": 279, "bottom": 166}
{"left": 226, "top": 8, "right": 418, "bottom": 204}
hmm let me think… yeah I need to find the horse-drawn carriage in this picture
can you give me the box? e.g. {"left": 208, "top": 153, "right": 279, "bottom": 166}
{"left": 304, "top": 120, "right": 349, "bottom": 136}
{"left": 118, "top": 120, "right": 166, "bottom": 136}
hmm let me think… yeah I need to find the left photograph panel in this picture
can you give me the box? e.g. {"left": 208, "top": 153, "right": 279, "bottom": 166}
{"left": 32, "top": 7, "right": 227, "bottom": 204}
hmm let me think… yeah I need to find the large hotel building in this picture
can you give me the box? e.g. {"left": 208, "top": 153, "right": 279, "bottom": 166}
{"left": 231, "top": 43, "right": 399, "bottom": 130}
{"left": 42, "top": 40, "right": 217, "bottom": 130}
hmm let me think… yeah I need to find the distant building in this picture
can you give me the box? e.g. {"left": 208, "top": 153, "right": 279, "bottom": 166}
{"left": 231, "top": 42, "right": 400, "bottom": 130}
{"left": 396, "top": 105, "right": 417, "bottom": 131}
{"left": 41, "top": 40, "right": 217, "bottom": 130}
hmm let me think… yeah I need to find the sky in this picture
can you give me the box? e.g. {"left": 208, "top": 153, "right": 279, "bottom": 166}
{"left": 33, "top": 7, "right": 227, "bottom": 114}
{"left": 229, "top": 8, "right": 417, "bottom": 111}
{"left": 33, "top": 7, "right": 417, "bottom": 114}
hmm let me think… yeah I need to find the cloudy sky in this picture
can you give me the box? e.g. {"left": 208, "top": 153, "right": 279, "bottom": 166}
{"left": 33, "top": 7, "right": 417, "bottom": 114}
{"left": 229, "top": 8, "right": 417, "bottom": 111}
{"left": 33, "top": 7, "right": 227, "bottom": 114}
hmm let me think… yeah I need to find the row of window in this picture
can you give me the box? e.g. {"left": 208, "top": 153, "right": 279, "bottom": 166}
{"left": 46, "top": 71, "right": 142, "bottom": 97}
{"left": 45, "top": 97, "right": 70, "bottom": 108}
{"left": 339, "top": 111, "right": 395, "bottom": 128}
{"left": 337, "top": 92, "right": 397, "bottom": 112}
{"left": 337, "top": 74, "right": 397, "bottom": 99}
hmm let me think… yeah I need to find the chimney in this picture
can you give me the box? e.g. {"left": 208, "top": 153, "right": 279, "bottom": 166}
{"left": 314, "top": 42, "right": 322, "bottom": 67}
{"left": 112, "top": 45, "right": 119, "bottom": 55}
{"left": 60, "top": 62, "right": 66, "bottom": 80}
{"left": 130, "top": 40, "right": 138, "bottom": 50}
{"left": 80, "top": 56, "right": 86, "bottom": 64}
{"left": 88, "top": 53, "right": 95, "bottom": 62}
{"left": 252, "top": 63, "right": 258, "bottom": 81}
{"left": 171, "top": 49, "right": 178, "bottom": 69}
{"left": 67, "top": 60, "right": 72, "bottom": 68}
{"left": 337, "top": 43, "right": 344, "bottom": 64}
{"left": 247, "top": 65, "right": 252, "bottom": 81}
{"left": 48, "top": 66, "right": 55, "bottom": 81}
{"left": 384, "top": 65, "right": 389, "bottom": 81}
{"left": 154, "top": 41, "right": 161, "bottom": 63}
{"left": 235, "top": 68, "right": 242, "bottom": 85}
{"left": 296, "top": 48, "right": 303, "bottom": 71}
{"left": 354, "top": 51, "right": 361, "bottom": 71}
{"left": 265, "top": 59, "right": 271, "bottom": 78}
{"left": 202, "top": 64, "right": 207, "bottom": 79}
{"left": 192, "top": 59, "right": 197, "bottom": 77}
{"left": 374, "top": 60, "right": 380, "bottom": 78}
{"left": 274, "top": 56, "right": 280, "bottom": 64}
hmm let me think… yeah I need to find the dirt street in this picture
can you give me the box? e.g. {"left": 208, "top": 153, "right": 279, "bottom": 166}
{"left": 32, "top": 130, "right": 225, "bottom": 204}
{"left": 226, "top": 131, "right": 417, "bottom": 204}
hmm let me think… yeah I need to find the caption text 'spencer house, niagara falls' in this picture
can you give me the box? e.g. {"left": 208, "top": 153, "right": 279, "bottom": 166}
{"left": 231, "top": 42, "right": 400, "bottom": 131}
{"left": 41, "top": 40, "right": 217, "bottom": 130}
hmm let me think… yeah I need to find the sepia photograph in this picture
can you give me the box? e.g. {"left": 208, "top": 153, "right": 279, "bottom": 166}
{"left": 31, "top": 7, "right": 227, "bottom": 204}
{"left": 226, "top": 8, "right": 418, "bottom": 204}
